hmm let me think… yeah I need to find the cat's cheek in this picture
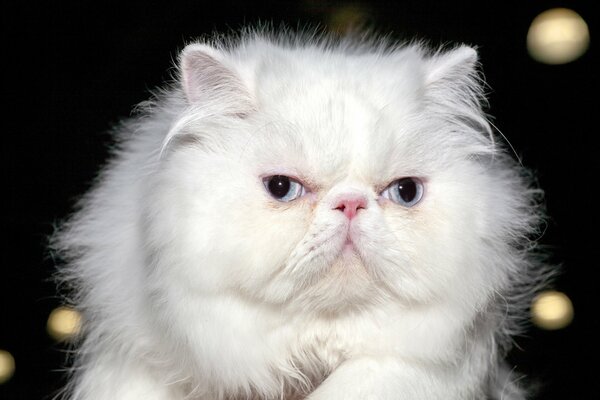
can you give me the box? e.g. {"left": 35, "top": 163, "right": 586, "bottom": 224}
{"left": 149, "top": 157, "right": 313, "bottom": 302}
{"left": 392, "top": 171, "right": 502, "bottom": 308}
{"left": 364, "top": 192, "right": 460, "bottom": 304}
{"left": 213, "top": 199, "right": 313, "bottom": 302}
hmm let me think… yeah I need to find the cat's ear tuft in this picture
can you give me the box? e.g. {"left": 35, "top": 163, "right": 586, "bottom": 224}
{"left": 179, "top": 43, "right": 255, "bottom": 115}
{"left": 425, "top": 45, "right": 478, "bottom": 86}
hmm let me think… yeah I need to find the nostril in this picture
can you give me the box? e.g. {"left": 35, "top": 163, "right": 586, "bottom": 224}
{"left": 334, "top": 196, "right": 367, "bottom": 220}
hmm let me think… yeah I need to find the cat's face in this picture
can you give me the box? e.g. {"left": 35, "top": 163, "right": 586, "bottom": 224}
{"left": 144, "top": 43, "right": 508, "bottom": 314}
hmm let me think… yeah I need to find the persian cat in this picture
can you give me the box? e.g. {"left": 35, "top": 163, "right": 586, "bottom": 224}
{"left": 52, "top": 29, "right": 549, "bottom": 400}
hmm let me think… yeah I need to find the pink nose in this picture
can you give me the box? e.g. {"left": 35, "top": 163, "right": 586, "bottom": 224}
{"left": 334, "top": 196, "right": 367, "bottom": 220}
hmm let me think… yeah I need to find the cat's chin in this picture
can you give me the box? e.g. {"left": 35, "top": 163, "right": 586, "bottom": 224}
{"left": 294, "top": 246, "right": 380, "bottom": 314}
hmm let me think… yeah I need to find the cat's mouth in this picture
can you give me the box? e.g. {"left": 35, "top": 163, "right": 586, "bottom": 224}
{"left": 281, "top": 224, "right": 375, "bottom": 312}
{"left": 343, "top": 233, "right": 353, "bottom": 246}
{"left": 342, "top": 234, "right": 358, "bottom": 254}
{"left": 334, "top": 230, "right": 367, "bottom": 271}
{"left": 300, "top": 234, "right": 373, "bottom": 312}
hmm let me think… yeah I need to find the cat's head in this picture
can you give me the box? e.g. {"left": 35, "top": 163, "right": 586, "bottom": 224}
{"left": 142, "top": 35, "right": 538, "bottom": 315}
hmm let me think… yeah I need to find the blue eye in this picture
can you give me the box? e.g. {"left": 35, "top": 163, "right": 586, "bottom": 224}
{"left": 263, "top": 175, "right": 306, "bottom": 202}
{"left": 381, "top": 177, "right": 424, "bottom": 207}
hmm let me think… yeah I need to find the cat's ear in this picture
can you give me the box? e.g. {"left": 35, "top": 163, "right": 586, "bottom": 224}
{"left": 179, "top": 43, "right": 255, "bottom": 115}
{"left": 423, "top": 46, "right": 492, "bottom": 144}
{"left": 424, "top": 46, "right": 479, "bottom": 87}
{"left": 423, "top": 46, "right": 490, "bottom": 131}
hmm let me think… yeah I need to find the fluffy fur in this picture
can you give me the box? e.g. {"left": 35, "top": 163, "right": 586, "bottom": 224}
{"left": 52, "top": 29, "right": 549, "bottom": 400}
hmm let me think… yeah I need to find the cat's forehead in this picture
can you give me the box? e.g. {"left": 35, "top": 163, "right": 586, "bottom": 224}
{"left": 245, "top": 94, "right": 440, "bottom": 187}
{"left": 245, "top": 50, "right": 438, "bottom": 181}
{"left": 253, "top": 47, "right": 425, "bottom": 113}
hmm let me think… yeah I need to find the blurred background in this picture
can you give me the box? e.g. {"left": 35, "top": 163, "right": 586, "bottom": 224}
{"left": 1, "top": 0, "right": 596, "bottom": 398}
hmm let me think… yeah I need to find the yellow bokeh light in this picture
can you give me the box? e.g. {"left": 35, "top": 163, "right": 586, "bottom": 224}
{"left": 329, "top": 4, "right": 371, "bottom": 34}
{"left": 531, "top": 290, "right": 574, "bottom": 330}
{"left": 0, "top": 349, "right": 15, "bottom": 384}
{"left": 527, "top": 8, "right": 590, "bottom": 64}
{"left": 47, "top": 306, "right": 82, "bottom": 341}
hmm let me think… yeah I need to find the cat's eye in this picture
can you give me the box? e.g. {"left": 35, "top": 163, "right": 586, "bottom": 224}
{"left": 263, "top": 175, "right": 306, "bottom": 202}
{"left": 381, "top": 177, "right": 424, "bottom": 207}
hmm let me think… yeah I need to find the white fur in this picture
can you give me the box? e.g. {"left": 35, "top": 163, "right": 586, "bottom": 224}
{"left": 53, "top": 29, "right": 548, "bottom": 400}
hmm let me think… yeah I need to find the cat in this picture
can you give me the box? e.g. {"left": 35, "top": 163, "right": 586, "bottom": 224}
{"left": 52, "top": 28, "right": 550, "bottom": 400}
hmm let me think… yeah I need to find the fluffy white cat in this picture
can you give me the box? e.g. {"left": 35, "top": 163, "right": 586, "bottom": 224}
{"left": 53, "top": 29, "right": 549, "bottom": 400}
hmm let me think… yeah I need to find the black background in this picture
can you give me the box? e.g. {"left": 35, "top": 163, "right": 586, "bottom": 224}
{"left": 1, "top": 1, "right": 597, "bottom": 399}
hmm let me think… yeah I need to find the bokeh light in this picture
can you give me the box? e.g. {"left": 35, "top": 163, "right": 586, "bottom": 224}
{"left": 47, "top": 306, "right": 82, "bottom": 342}
{"left": 531, "top": 290, "right": 574, "bottom": 330}
{"left": 328, "top": 3, "right": 371, "bottom": 33}
{"left": 0, "top": 349, "right": 15, "bottom": 384}
{"left": 527, "top": 8, "right": 590, "bottom": 64}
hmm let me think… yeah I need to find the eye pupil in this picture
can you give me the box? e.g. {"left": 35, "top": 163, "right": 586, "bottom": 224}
{"left": 382, "top": 177, "right": 423, "bottom": 207}
{"left": 268, "top": 175, "right": 291, "bottom": 198}
{"left": 397, "top": 179, "right": 417, "bottom": 202}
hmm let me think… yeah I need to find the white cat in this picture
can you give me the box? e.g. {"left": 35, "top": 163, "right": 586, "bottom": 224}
{"left": 53, "top": 29, "right": 549, "bottom": 400}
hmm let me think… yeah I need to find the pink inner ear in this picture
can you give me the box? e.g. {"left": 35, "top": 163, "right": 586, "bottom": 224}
{"left": 181, "top": 49, "right": 220, "bottom": 103}
{"left": 179, "top": 45, "right": 255, "bottom": 114}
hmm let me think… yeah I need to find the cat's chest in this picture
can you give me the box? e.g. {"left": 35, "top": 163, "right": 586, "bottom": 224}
{"left": 282, "top": 315, "right": 382, "bottom": 373}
